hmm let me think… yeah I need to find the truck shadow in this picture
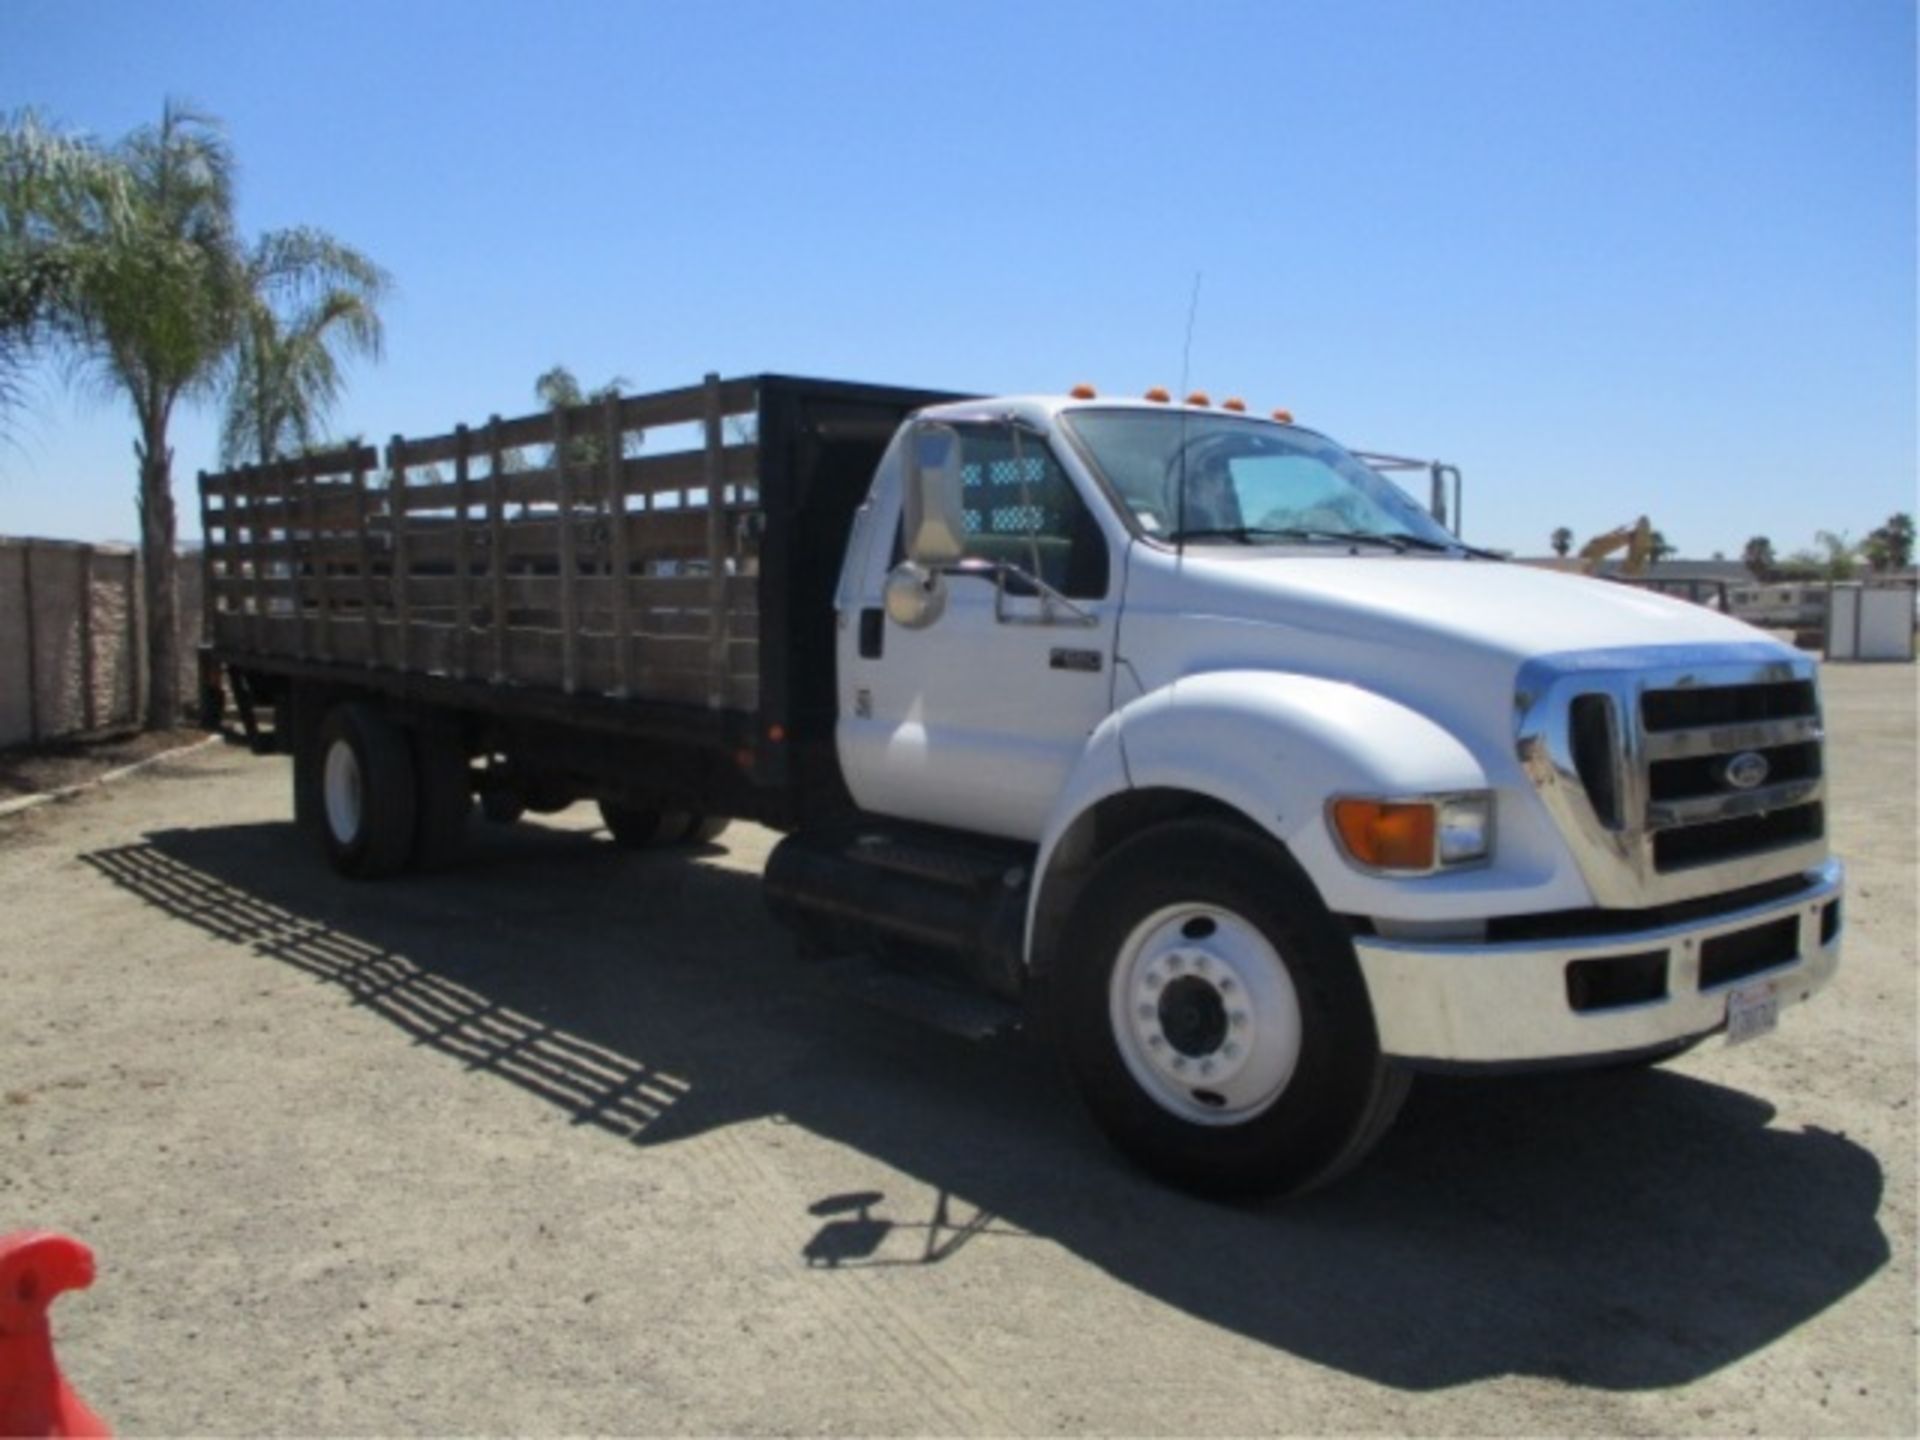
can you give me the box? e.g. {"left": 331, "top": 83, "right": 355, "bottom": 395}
{"left": 83, "top": 819, "right": 1888, "bottom": 1394}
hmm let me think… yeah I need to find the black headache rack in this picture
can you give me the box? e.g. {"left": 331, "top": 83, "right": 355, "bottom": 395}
{"left": 198, "top": 372, "right": 970, "bottom": 828}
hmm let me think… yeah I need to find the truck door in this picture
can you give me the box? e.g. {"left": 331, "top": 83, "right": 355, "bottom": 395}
{"left": 837, "top": 421, "right": 1121, "bottom": 841}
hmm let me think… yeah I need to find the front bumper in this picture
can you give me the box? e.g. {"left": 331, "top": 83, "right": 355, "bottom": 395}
{"left": 1354, "top": 860, "right": 1843, "bottom": 1067}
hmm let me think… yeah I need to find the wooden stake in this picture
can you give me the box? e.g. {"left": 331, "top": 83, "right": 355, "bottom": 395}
{"left": 390, "top": 435, "right": 411, "bottom": 672}
{"left": 603, "top": 395, "right": 631, "bottom": 696}
{"left": 488, "top": 416, "right": 508, "bottom": 683}
{"left": 701, "top": 372, "right": 728, "bottom": 709}
{"left": 353, "top": 455, "right": 378, "bottom": 668}
{"left": 453, "top": 424, "right": 472, "bottom": 680}
{"left": 555, "top": 407, "right": 579, "bottom": 694}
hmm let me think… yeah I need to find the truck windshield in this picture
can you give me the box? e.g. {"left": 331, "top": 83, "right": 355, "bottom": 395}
{"left": 1060, "top": 409, "right": 1460, "bottom": 550}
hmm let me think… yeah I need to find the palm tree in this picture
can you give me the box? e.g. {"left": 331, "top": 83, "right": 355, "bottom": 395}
{"left": 220, "top": 229, "right": 388, "bottom": 465}
{"left": 59, "top": 102, "right": 244, "bottom": 726}
{"left": 1550, "top": 526, "right": 1572, "bottom": 558}
{"left": 0, "top": 109, "right": 126, "bottom": 438}
{"left": 0, "top": 102, "right": 388, "bottom": 727}
{"left": 1742, "top": 535, "right": 1775, "bottom": 581}
{"left": 534, "top": 363, "right": 636, "bottom": 475}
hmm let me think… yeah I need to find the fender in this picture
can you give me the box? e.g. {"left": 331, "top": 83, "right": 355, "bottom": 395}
{"left": 1025, "top": 669, "right": 1589, "bottom": 967}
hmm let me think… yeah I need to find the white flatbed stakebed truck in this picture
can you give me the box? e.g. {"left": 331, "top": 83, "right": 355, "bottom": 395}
{"left": 198, "top": 372, "right": 1844, "bottom": 1195}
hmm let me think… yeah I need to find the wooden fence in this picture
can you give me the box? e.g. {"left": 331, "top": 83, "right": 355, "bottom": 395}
{"left": 199, "top": 374, "right": 765, "bottom": 711}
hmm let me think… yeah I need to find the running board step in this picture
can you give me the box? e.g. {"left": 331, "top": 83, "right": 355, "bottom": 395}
{"left": 846, "top": 831, "right": 1029, "bottom": 891}
{"left": 810, "top": 953, "right": 1023, "bottom": 1041}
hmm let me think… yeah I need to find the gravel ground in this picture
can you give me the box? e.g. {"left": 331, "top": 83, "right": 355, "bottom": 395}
{"left": 1, "top": 664, "right": 1912, "bottom": 1436}
{"left": 0, "top": 727, "right": 208, "bottom": 800}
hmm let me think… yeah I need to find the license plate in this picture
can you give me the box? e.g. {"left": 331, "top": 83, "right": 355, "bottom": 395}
{"left": 1726, "top": 980, "right": 1779, "bottom": 1045}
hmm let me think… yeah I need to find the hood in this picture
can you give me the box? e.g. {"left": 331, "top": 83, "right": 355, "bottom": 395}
{"left": 1152, "top": 552, "right": 1768, "bottom": 659}
{"left": 1118, "top": 550, "right": 1796, "bottom": 778}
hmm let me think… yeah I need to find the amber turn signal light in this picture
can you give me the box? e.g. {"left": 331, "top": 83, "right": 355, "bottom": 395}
{"left": 1331, "top": 800, "right": 1436, "bottom": 871}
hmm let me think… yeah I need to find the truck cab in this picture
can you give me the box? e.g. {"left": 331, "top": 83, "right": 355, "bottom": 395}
{"left": 796, "top": 391, "right": 1841, "bottom": 1194}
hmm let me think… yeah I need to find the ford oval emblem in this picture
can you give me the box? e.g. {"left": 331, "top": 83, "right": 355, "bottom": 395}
{"left": 1724, "top": 751, "right": 1771, "bottom": 790}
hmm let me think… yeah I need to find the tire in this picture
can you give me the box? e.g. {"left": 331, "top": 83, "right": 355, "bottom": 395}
{"left": 599, "top": 800, "right": 692, "bottom": 848}
{"left": 1054, "top": 820, "right": 1409, "bottom": 1198}
{"left": 313, "top": 702, "right": 418, "bottom": 879}
{"left": 410, "top": 727, "right": 472, "bottom": 872}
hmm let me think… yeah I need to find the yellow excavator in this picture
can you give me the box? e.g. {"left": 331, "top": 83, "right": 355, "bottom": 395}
{"left": 1579, "top": 517, "right": 1654, "bottom": 577}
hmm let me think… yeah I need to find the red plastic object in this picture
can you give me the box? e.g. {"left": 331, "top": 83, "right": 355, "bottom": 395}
{"left": 0, "top": 1233, "right": 108, "bottom": 1438}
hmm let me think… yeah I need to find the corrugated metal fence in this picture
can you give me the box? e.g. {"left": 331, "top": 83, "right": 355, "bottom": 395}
{"left": 0, "top": 537, "right": 203, "bottom": 749}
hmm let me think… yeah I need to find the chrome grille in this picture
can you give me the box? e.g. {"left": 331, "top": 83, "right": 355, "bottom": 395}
{"left": 1517, "top": 647, "right": 1830, "bottom": 906}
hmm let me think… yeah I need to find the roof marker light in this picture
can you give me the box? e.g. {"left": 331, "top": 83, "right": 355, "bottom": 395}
{"left": 1185, "top": 390, "right": 1211, "bottom": 407}
{"left": 1145, "top": 386, "right": 1171, "bottom": 403}
{"left": 1070, "top": 383, "right": 1097, "bottom": 399}
{"left": 1271, "top": 407, "right": 1294, "bottom": 424}
{"left": 1222, "top": 397, "right": 1246, "bottom": 412}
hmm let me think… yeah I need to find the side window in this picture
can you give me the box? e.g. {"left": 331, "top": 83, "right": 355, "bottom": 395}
{"left": 954, "top": 425, "right": 1109, "bottom": 598}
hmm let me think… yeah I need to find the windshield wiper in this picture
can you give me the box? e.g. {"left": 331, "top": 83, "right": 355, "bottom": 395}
{"left": 1168, "top": 525, "right": 1501, "bottom": 559}
{"left": 1168, "top": 525, "right": 1409, "bottom": 550}
{"left": 1390, "top": 532, "right": 1504, "bottom": 559}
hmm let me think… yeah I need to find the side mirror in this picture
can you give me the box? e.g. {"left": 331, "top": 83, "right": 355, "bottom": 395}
{"left": 883, "top": 560, "right": 948, "bottom": 629}
{"left": 902, "top": 422, "right": 966, "bottom": 566}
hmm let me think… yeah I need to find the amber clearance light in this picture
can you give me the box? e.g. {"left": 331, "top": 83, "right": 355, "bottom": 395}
{"left": 1331, "top": 800, "right": 1437, "bottom": 871}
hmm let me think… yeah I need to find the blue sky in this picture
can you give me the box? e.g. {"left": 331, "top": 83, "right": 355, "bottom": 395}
{"left": 2, "top": 0, "right": 1913, "bottom": 558}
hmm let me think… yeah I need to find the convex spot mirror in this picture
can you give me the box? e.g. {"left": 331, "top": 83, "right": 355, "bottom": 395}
{"left": 883, "top": 560, "right": 948, "bottom": 630}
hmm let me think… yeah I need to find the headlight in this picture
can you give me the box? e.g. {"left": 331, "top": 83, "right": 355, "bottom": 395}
{"left": 1330, "top": 792, "right": 1493, "bottom": 874}
{"left": 1436, "top": 794, "right": 1493, "bottom": 865}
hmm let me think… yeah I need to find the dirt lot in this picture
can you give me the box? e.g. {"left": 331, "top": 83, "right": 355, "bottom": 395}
{"left": 0, "top": 727, "right": 209, "bottom": 801}
{"left": 1, "top": 665, "right": 1913, "bottom": 1436}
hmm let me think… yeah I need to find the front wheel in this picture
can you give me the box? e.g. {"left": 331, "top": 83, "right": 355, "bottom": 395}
{"left": 1055, "top": 820, "right": 1408, "bottom": 1198}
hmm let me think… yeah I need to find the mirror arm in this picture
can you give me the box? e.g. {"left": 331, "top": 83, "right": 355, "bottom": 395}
{"left": 984, "top": 562, "right": 1098, "bottom": 628}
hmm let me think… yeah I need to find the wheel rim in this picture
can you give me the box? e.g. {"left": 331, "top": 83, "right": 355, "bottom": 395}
{"left": 322, "top": 737, "right": 363, "bottom": 846}
{"left": 1108, "top": 902, "right": 1303, "bottom": 1126}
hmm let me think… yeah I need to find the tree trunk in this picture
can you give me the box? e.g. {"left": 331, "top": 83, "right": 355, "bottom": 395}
{"left": 136, "top": 421, "right": 180, "bottom": 729}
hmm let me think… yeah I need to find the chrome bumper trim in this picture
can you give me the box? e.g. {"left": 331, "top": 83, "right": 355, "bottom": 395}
{"left": 1355, "top": 861, "right": 1843, "bottom": 1065}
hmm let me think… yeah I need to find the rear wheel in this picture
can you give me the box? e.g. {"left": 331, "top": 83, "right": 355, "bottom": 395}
{"left": 313, "top": 702, "right": 417, "bottom": 879}
{"left": 1055, "top": 820, "right": 1408, "bottom": 1197}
